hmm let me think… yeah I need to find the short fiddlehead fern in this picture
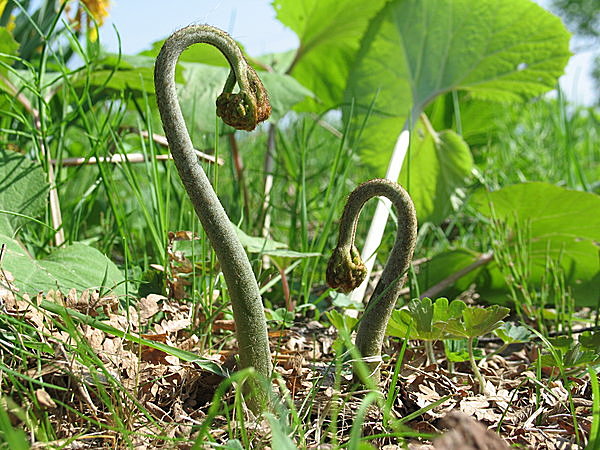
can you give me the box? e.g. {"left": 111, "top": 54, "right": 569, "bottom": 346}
{"left": 154, "top": 25, "right": 272, "bottom": 380}
{"left": 327, "top": 179, "right": 417, "bottom": 381}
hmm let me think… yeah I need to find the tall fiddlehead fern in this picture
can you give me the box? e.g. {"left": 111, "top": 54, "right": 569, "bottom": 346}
{"left": 327, "top": 179, "right": 417, "bottom": 381}
{"left": 154, "top": 25, "right": 272, "bottom": 380}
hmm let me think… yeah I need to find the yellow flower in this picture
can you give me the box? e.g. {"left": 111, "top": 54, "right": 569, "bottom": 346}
{"left": 6, "top": 14, "right": 16, "bottom": 33}
{"left": 81, "top": 0, "right": 111, "bottom": 27}
{"left": 0, "top": 0, "right": 16, "bottom": 33}
{"left": 63, "top": 0, "right": 112, "bottom": 41}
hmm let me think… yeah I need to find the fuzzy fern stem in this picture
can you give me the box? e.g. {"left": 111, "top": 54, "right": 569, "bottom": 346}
{"left": 154, "top": 25, "right": 272, "bottom": 381}
{"left": 327, "top": 179, "right": 417, "bottom": 382}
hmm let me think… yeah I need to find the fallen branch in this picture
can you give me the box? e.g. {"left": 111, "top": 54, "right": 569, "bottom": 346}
{"left": 51, "top": 149, "right": 223, "bottom": 167}
{"left": 419, "top": 251, "right": 494, "bottom": 299}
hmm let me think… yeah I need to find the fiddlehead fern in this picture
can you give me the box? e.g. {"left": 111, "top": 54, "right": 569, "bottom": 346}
{"left": 154, "top": 25, "right": 272, "bottom": 380}
{"left": 327, "top": 179, "right": 417, "bottom": 381}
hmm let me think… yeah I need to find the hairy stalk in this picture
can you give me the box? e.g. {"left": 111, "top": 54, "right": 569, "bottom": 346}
{"left": 327, "top": 179, "right": 417, "bottom": 381}
{"left": 154, "top": 25, "right": 272, "bottom": 380}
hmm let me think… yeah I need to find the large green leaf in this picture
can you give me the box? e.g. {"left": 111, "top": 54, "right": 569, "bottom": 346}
{"left": 68, "top": 54, "right": 170, "bottom": 97}
{"left": 273, "top": 0, "right": 387, "bottom": 111}
{"left": 1, "top": 239, "right": 126, "bottom": 297}
{"left": 0, "top": 151, "right": 48, "bottom": 233}
{"left": 78, "top": 67, "right": 156, "bottom": 95}
{"left": 234, "top": 226, "right": 319, "bottom": 259}
{"left": 0, "top": 152, "right": 125, "bottom": 296}
{"left": 471, "top": 182, "right": 600, "bottom": 306}
{"left": 493, "top": 323, "right": 533, "bottom": 345}
{"left": 416, "top": 248, "right": 482, "bottom": 297}
{"left": 426, "top": 94, "right": 502, "bottom": 148}
{"left": 345, "top": 0, "right": 571, "bottom": 175}
{"left": 397, "top": 120, "right": 473, "bottom": 224}
{"left": 141, "top": 36, "right": 312, "bottom": 127}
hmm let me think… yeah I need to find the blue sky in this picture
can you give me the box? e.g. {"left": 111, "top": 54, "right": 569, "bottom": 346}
{"left": 98, "top": 1, "right": 596, "bottom": 106}
{"left": 99, "top": 1, "right": 298, "bottom": 57}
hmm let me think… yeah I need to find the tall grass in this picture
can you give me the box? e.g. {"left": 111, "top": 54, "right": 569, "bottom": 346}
{"left": 474, "top": 95, "right": 599, "bottom": 192}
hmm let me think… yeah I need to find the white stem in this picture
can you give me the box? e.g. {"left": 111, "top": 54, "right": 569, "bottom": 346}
{"left": 261, "top": 124, "right": 276, "bottom": 269}
{"left": 48, "top": 162, "right": 65, "bottom": 247}
{"left": 350, "top": 123, "right": 411, "bottom": 303}
{"left": 51, "top": 151, "right": 223, "bottom": 167}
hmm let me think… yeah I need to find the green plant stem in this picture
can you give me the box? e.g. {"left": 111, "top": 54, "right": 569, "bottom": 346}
{"left": 327, "top": 179, "right": 417, "bottom": 381}
{"left": 588, "top": 367, "right": 600, "bottom": 449}
{"left": 467, "top": 337, "right": 486, "bottom": 393}
{"left": 424, "top": 341, "right": 437, "bottom": 366}
{"left": 154, "top": 25, "right": 272, "bottom": 380}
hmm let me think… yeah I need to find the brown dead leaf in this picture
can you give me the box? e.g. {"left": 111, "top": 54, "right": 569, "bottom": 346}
{"left": 433, "top": 411, "right": 510, "bottom": 449}
{"left": 141, "top": 333, "right": 167, "bottom": 342}
{"left": 35, "top": 389, "right": 57, "bottom": 409}
{"left": 139, "top": 295, "right": 163, "bottom": 321}
{"left": 160, "top": 318, "right": 191, "bottom": 333}
{"left": 83, "top": 325, "right": 105, "bottom": 351}
{"left": 212, "top": 319, "right": 236, "bottom": 332}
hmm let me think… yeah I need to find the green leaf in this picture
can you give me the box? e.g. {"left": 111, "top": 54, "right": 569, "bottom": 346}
{"left": 345, "top": 0, "right": 570, "bottom": 180}
{"left": 0, "top": 26, "right": 19, "bottom": 72}
{"left": 266, "top": 308, "right": 295, "bottom": 328}
{"left": 416, "top": 248, "right": 484, "bottom": 296}
{"left": 471, "top": 182, "right": 600, "bottom": 306}
{"left": 2, "top": 240, "right": 126, "bottom": 297}
{"left": 67, "top": 54, "right": 162, "bottom": 97}
{"left": 398, "top": 122, "right": 473, "bottom": 223}
{"left": 580, "top": 332, "right": 600, "bottom": 351}
{"left": 222, "top": 440, "right": 245, "bottom": 450}
{"left": 265, "top": 413, "right": 298, "bottom": 450}
{"left": 426, "top": 93, "right": 502, "bottom": 148}
{"left": 548, "top": 336, "right": 574, "bottom": 352}
{"left": 409, "top": 297, "right": 434, "bottom": 335}
{"left": 387, "top": 297, "right": 465, "bottom": 340}
{"left": 443, "top": 305, "right": 509, "bottom": 338}
{"left": 0, "top": 152, "right": 125, "bottom": 296}
{"left": 326, "top": 310, "right": 359, "bottom": 334}
{"left": 141, "top": 38, "right": 231, "bottom": 67}
{"left": 0, "top": 27, "right": 18, "bottom": 98}
{"left": 493, "top": 322, "right": 533, "bottom": 344}
{"left": 0, "top": 151, "right": 48, "bottom": 233}
{"left": 261, "top": 70, "right": 315, "bottom": 121}
{"left": 255, "top": 50, "right": 297, "bottom": 74}
{"left": 463, "top": 305, "right": 510, "bottom": 337}
{"left": 79, "top": 68, "right": 156, "bottom": 95}
{"left": 234, "top": 225, "right": 319, "bottom": 259}
{"left": 431, "top": 298, "right": 468, "bottom": 338}
{"left": 387, "top": 309, "right": 414, "bottom": 339}
{"left": 273, "top": 0, "right": 387, "bottom": 111}
{"left": 434, "top": 298, "right": 467, "bottom": 323}
{"left": 0, "top": 405, "right": 28, "bottom": 450}
{"left": 540, "top": 342, "right": 600, "bottom": 370}
{"left": 444, "top": 339, "right": 484, "bottom": 362}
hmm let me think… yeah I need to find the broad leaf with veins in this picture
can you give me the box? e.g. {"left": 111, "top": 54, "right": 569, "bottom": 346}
{"left": 398, "top": 119, "right": 473, "bottom": 223}
{"left": 273, "top": 0, "right": 387, "bottom": 111}
{"left": 344, "top": 0, "right": 570, "bottom": 179}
